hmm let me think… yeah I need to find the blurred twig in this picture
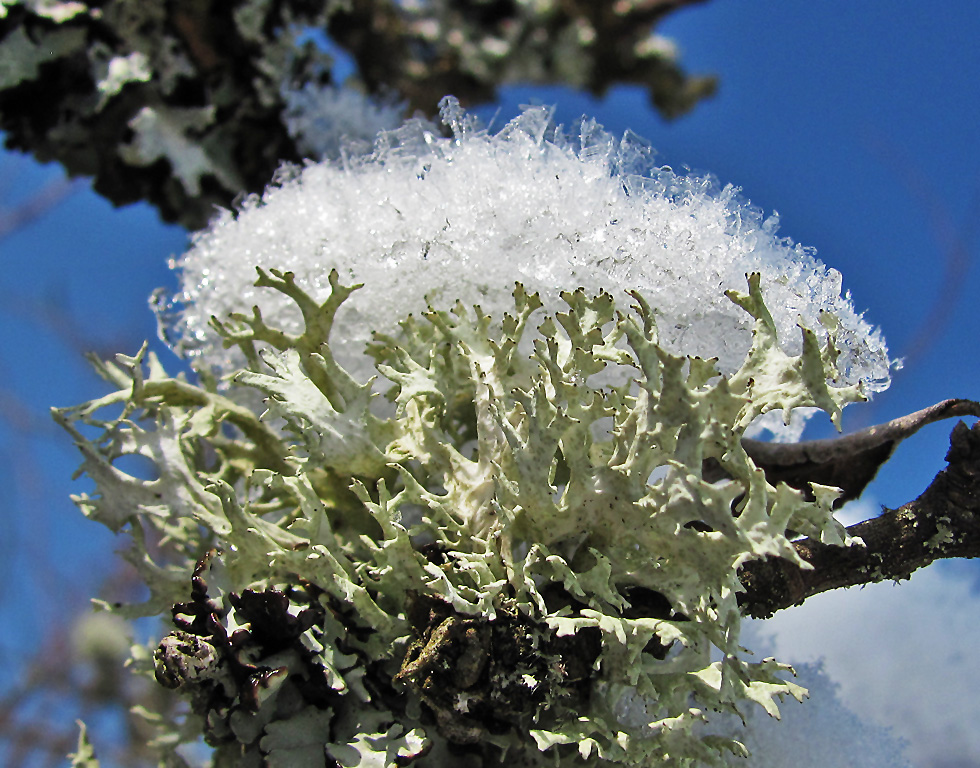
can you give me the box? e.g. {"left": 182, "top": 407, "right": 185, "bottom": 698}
{"left": 868, "top": 137, "right": 980, "bottom": 369}
{"left": 0, "top": 590, "right": 178, "bottom": 768}
{"left": 0, "top": 169, "right": 166, "bottom": 768}
{"left": 0, "top": 176, "right": 80, "bottom": 240}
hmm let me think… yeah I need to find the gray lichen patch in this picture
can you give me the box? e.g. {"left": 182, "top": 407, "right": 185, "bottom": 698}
{"left": 57, "top": 268, "right": 864, "bottom": 764}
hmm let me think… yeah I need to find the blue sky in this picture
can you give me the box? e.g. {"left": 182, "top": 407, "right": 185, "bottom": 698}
{"left": 0, "top": 1, "right": 977, "bottom": 765}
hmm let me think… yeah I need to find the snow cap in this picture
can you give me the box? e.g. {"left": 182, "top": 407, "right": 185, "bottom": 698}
{"left": 164, "top": 96, "right": 892, "bottom": 436}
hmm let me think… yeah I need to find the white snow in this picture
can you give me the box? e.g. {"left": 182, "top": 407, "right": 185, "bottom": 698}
{"left": 718, "top": 654, "right": 913, "bottom": 768}
{"left": 162, "top": 96, "right": 892, "bottom": 438}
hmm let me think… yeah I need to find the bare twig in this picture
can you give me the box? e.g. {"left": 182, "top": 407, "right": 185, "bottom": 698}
{"left": 739, "top": 418, "right": 980, "bottom": 618}
{"left": 739, "top": 398, "right": 980, "bottom": 505}
{"left": 0, "top": 176, "right": 79, "bottom": 240}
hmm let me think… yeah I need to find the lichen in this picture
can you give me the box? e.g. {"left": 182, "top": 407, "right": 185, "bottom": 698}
{"left": 57, "top": 265, "right": 865, "bottom": 765}
{"left": 0, "top": 0, "right": 344, "bottom": 227}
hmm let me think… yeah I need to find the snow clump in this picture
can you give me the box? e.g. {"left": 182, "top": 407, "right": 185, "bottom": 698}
{"left": 163, "top": 96, "right": 892, "bottom": 437}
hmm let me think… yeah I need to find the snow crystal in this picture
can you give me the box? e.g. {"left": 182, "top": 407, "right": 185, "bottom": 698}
{"left": 162, "top": 96, "right": 893, "bottom": 436}
{"left": 282, "top": 84, "right": 407, "bottom": 160}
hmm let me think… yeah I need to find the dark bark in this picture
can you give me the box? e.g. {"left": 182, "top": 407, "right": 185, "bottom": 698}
{"left": 0, "top": 0, "right": 318, "bottom": 230}
{"left": 739, "top": 417, "right": 980, "bottom": 619}
{"left": 741, "top": 398, "right": 980, "bottom": 505}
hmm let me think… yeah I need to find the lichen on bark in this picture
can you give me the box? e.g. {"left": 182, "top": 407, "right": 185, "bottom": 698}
{"left": 57, "top": 266, "right": 869, "bottom": 765}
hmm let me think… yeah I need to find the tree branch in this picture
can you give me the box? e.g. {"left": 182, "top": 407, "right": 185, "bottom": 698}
{"left": 0, "top": 0, "right": 323, "bottom": 229}
{"left": 0, "top": 0, "right": 714, "bottom": 229}
{"left": 328, "top": 0, "right": 716, "bottom": 119}
{"left": 740, "top": 398, "right": 980, "bottom": 504}
{"left": 739, "top": 418, "right": 980, "bottom": 618}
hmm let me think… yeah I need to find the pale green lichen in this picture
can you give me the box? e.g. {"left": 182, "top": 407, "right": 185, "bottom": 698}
{"left": 56, "top": 270, "right": 865, "bottom": 766}
{"left": 95, "top": 49, "right": 152, "bottom": 107}
{"left": 69, "top": 721, "right": 100, "bottom": 768}
{"left": 3, "top": 0, "right": 89, "bottom": 23}
{"left": 119, "top": 105, "right": 245, "bottom": 196}
{"left": 0, "top": 23, "right": 87, "bottom": 88}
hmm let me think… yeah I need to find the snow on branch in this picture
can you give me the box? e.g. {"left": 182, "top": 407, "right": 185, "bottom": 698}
{"left": 165, "top": 97, "right": 893, "bottom": 442}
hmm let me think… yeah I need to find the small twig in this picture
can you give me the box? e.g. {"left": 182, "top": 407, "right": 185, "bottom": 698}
{"left": 740, "top": 398, "right": 980, "bottom": 504}
{"left": 0, "top": 176, "right": 80, "bottom": 240}
{"left": 739, "top": 419, "right": 980, "bottom": 618}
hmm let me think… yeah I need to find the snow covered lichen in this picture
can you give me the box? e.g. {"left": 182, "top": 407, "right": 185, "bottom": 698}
{"left": 163, "top": 97, "right": 891, "bottom": 439}
{"left": 58, "top": 101, "right": 895, "bottom": 765}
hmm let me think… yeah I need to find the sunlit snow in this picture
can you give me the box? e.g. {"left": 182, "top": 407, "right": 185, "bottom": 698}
{"left": 163, "top": 96, "right": 892, "bottom": 439}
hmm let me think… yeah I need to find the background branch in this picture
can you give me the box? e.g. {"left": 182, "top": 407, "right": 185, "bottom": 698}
{"left": 0, "top": 0, "right": 713, "bottom": 229}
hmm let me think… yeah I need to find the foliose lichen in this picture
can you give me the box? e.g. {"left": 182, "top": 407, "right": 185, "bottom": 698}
{"left": 57, "top": 262, "right": 866, "bottom": 765}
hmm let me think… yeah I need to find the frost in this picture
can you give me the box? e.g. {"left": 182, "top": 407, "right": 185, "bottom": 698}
{"left": 282, "top": 83, "right": 407, "bottom": 160}
{"left": 165, "top": 98, "right": 892, "bottom": 439}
